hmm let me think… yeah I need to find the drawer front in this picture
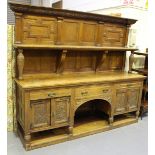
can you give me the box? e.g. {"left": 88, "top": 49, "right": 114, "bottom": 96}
{"left": 30, "top": 88, "right": 71, "bottom": 100}
{"left": 115, "top": 82, "right": 142, "bottom": 88}
{"left": 75, "top": 85, "right": 111, "bottom": 99}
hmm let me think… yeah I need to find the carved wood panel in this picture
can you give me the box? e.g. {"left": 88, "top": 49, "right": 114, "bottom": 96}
{"left": 128, "top": 87, "right": 140, "bottom": 111}
{"left": 101, "top": 24, "right": 126, "bottom": 47}
{"left": 81, "top": 22, "right": 98, "bottom": 45}
{"left": 23, "top": 50, "right": 57, "bottom": 74}
{"left": 23, "top": 15, "right": 57, "bottom": 44}
{"left": 52, "top": 97, "right": 70, "bottom": 124}
{"left": 115, "top": 88, "right": 127, "bottom": 114}
{"left": 77, "top": 51, "right": 96, "bottom": 71}
{"left": 30, "top": 99, "right": 51, "bottom": 129}
{"left": 60, "top": 19, "right": 80, "bottom": 45}
{"left": 64, "top": 51, "right": 96, "bottom": 72}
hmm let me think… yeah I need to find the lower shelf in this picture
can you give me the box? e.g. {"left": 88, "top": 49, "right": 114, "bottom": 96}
{"left": 18, "top": 114, "right": 138, "bottom": 151}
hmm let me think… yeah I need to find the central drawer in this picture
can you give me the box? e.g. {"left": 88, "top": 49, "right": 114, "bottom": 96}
{"left": 115, "top": 81, "right": 142, "bottom": 88}
{"left": 30, "top": 88, "right": 71, "bottom": 100}
{"left": 75, "top": 85, "right": 111, "bottom": 99}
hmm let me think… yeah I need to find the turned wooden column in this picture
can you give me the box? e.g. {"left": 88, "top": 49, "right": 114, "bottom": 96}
{"left": 136, "top": 111, "right": 140, "bottom": 119}
{"left": 24, "top": 133, "right": 31, "bottom": 142}
{"left": 17, "top": 49, "right": 24, "bottom": 79}
{"left": 68, "top": 126, "right": 73, "bottom": 135}
{"left": 128, "top": 51, "right": 134, "bottom": 73}
{"left": 109, "top": 116, "right": 114, "bottom": 126}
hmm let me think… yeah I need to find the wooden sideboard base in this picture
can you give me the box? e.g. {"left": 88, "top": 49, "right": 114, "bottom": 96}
{"left": 17, "top": 114, "right": 138, "bottom": 151}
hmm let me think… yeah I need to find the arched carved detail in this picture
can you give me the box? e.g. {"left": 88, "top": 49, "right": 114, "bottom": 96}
{"left": 74, "top": 96, "right": 112, "bottom": 112}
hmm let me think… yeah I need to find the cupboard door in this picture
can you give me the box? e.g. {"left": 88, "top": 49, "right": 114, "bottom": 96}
{"left": 52, "top": 97, "right": 70, "bottom": 125}
{"left": 115, "top": 89, "right": 127, "bottom": 114}
{"left": 127, "top": 87, "right": 140, "bottom": 111}
{"left": 30, "top": 99, "right": 51, "bottom": 129}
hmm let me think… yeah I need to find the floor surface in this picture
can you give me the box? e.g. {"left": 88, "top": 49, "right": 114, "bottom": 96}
{"left": 7, "top": 117, "right": 148, "bottom": 155}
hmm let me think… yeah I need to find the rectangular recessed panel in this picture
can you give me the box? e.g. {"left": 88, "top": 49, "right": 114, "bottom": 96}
{"left": 102, "top": 24, "right": 126, "bottom": 47}
{"left": 23, "top": 15, "right": 57, "bottom": 44}
{"left": 62, "top": 21, "right": 79, "bottom": 43}
{"left": 30, "top": 25, "right": 49, "bottom": 37}
{"left": 82, "top": 22, "right": 97, "bottom": 44}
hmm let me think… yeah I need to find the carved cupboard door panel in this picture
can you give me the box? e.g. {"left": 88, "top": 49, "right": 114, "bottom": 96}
{"left": 52, "top": 97, "right": 70, "bottom": 125}
{"left": 30, "top": 99, "right": 51, "bottom": 129}
{"left": 127, "top": 87, "right": 140, "bottom": 111}
{"left": 115, "top": 88, "right": 127, "bottom": 114}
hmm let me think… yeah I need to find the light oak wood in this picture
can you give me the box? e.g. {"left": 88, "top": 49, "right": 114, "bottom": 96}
{"left": 14, "top": 44, "right": 138, "bottom": 51}
{"left": 9, "top": 2, "right": 145, "bottom": 151}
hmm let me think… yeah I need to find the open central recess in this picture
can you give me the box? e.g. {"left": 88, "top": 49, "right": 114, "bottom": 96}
{"left": 73, "top": 99, "right": 111, "bottom": 135}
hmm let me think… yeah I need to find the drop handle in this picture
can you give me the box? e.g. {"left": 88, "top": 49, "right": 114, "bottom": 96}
{"left": 81, "top": 91, "right": 88, "bottom": 95}
{"left": 102, "top": 89, "right": 108, "bottom": 93}
{"left": 48, "top": 93, "right": 56, "bottom": 97}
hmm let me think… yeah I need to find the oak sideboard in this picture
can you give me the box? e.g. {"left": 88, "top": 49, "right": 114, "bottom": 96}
{"left": 9, "top": 2, "right": 145, "bottom": 150}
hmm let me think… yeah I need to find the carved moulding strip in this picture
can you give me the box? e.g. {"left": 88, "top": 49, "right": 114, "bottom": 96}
{"left": 9, "top": 2, "right": 137, "bottom": 25}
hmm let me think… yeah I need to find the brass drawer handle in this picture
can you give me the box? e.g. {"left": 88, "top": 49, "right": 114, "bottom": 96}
{"left": 48, "top": 93, "right": 56, "bottom": 97}
{"left": 102, "top": 89, "right": 109, "bottom": 93}
{"left": 81, "top": 91, "right": 88, "bottom": 95}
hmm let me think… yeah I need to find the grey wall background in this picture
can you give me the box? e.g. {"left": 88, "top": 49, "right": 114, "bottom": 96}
{"left": 7, "top": 0, "right": 52, "bottom": 24}
{"left": 7, "top": 0, "right": 31, "bottom": 24}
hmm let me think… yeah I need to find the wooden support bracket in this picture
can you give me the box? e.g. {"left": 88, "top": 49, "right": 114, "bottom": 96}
{"left": 128, "top": 51, "right": 134, "bottom": 73}
{"left": 56, "top": 49, "right": 67, "bottom": 73}
{"left": 95, "top": 50, "right": 108, "bottom": 72}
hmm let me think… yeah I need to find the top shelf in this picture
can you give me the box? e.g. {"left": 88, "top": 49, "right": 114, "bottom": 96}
{"left": 14, "top": 44, "right": 138, "bottom": 51}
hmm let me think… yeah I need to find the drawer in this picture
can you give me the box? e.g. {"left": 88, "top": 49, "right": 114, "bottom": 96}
{"left": 30, "top": 88, "right": 71, "bottom": 100}
{"left": 75, "top": 85, "right": 111, "bottom": 99}
{"left": 115, "top": 82, "right": 142, "bottom": 88}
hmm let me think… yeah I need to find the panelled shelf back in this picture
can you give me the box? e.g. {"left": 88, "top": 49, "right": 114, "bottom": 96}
{"left": 9, "top": 2, "right": 145, "bottom": 151}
